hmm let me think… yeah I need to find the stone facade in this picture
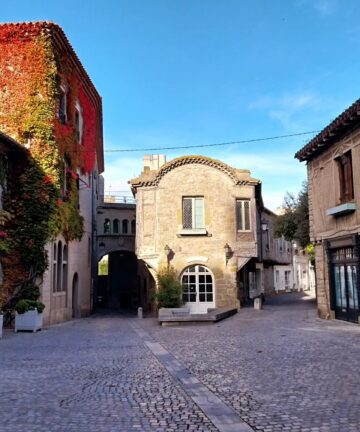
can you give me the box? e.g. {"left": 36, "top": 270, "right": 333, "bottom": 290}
{"left": 296, "top": 99, "right": 360, "bottom": 323}
{"left": 131, "top": 155, "right": 263, "bottom": 312}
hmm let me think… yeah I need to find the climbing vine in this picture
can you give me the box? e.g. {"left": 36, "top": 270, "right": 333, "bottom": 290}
{"left": 0, "top": 23, "right": 98, "bottom": 308}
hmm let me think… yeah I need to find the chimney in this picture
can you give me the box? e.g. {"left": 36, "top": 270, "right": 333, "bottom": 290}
{"left": 143, "top": 154, "right": 166, "bottom": 172}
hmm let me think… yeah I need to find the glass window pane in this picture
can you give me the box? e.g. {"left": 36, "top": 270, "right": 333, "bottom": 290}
{"left": 199, "top": 293, "right": 205, "bottom": 302}
{"left": 190, "top": 293, "right": 196, "bottom": 302}
{"left": 206, "top": 284, "right": 213, "bottom": 293}
{"left": 199, "top": 275, "right": 205, "bottom": 283}
{"left": 244, "top": 201, "right": 250, "bottom": 230}
{"left": 340, "top": 266, "right": 346, "bottom": 308}
{"left": 207, "top": 294, "right": 213, "bottom": 302}
{"left": 194, "top": 198, "right": 204, "bottom": 229}
{"left": 236, "top": 200, "right": 243, "bottom": 230}
{"left": 347, "top": 265, "right": 358, "bottom": 309}
{"left": 198, "top": 284, "right": 205, "bottom": 293}
{"left": 183, "top": 198, "right": 193, "bottom": 229}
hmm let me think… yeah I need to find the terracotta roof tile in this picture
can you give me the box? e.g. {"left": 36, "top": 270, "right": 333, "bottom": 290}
{"left": 295, "top": 98, "right": 360, "bottom": 162}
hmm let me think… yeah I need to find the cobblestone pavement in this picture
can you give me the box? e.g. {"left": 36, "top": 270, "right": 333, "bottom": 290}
{"left": 141, "top": 292, "right": 360, "bottom": 432}
{"left": 1, "top": 292, "right": 360, "bottom": 432}
{"left": 0, "top": 315, "right": 218, "bottom": 432}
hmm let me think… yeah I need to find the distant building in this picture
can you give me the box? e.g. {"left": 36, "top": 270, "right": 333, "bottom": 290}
{"left": 0, "top": 22, "right": 104, "bottom": 324}
{"left": 293, "top": 246, "right": 316, "bottom": 295}
{"left": 296, "top": 99, "right": 360, "bottom": 324}
{"left": 259, "top": 208, "right": 293, "bottom": 294}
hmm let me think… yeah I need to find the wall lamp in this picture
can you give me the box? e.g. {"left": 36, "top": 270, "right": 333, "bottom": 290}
{"left": 164, "top": 244, "right": 172, "bottom": 266}
{"left": 224, "top": 243, "right": 232, "bottom": 264}
{"left": 261, "top": 222, "right": 268, "bottom": 232}
{"left": 99, "top": 241, "right": 105, "bottom": 251}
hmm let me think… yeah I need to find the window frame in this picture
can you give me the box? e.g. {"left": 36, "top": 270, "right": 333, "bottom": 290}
{"left": 236, "top": 199, "right": 251, "bottom": 232}
{"left": 181, "top": 196, "right": 205, "bottom": 234}
{"left": 336, "top": 151, "right": 354, "bottom": 204}
{"left": 58, "top": 85, "right": 68, "bottom": 124}
{"left": 75, "top": 101, "right": 84, "bottom": 145}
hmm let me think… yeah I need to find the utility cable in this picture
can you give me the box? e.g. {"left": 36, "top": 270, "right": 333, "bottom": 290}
{"left": 104, "top": 130, "right": 320, "bottom": 153}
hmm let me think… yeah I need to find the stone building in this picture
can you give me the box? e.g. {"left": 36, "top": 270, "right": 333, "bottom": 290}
{"left": 0, "top": 22, "right": 103, "bottom": 325}
{"left": 296, "top": 98, "right": 360, "bottom": 324}
{"left": 259, "top": 208, "right": 293, "bottom": 294}
{"left": 130, "top": 154, "right": 270, "bottom": 313}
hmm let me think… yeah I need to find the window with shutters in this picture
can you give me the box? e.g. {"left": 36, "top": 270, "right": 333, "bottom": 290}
{"left": 236, "top": 199, "right": 251, "bottom": 231}
{"left": 182, "top": 197, "right": 205, "bottom": 234}
{"left": 336, "top": 151, "right": 354, "bottom": 204}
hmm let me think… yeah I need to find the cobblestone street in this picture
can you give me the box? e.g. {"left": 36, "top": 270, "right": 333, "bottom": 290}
{"left": 1, "top": 292, "right": 360, "bottom": 432}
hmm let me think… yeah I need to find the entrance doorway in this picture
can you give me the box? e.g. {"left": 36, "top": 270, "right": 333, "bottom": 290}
{"left": 97, "top": 251, "right": 138, "bottom": 310}
{"left": 181, "top": 265, "right": 215, "bottom": 314}
{"left": 72, "top": 273, "right": 79, "bottom": 318}
{"left": 329, "top": 244, "right": 359, "bottom": 323}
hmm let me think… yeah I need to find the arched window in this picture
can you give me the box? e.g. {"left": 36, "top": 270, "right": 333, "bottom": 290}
{"left": 113, "top": 219, "right": 120, "bottom": 234}
{"left": 122, "top": 219, "right": 129, "bottom": 234}
{"left": 62, "top": 245, "right": 68, "bottom": 293}
{"left": 181, "top": 265, "right": 214, "bottom": 313}
{"left": 104, "top": 218, "right": 111, "bottom": 234}
{"left": 52, "top": 243, "right": 57, "bottom": 292}
{"left": 131, "top": 219, "right": 136, "bottom": 234}
{"left": 56, "top": 241, "right": 63, "bottom": 292}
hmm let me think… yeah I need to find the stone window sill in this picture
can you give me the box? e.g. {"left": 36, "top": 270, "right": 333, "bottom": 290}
{"left": 177, "top": 229, "right": 211, "bottom": 237}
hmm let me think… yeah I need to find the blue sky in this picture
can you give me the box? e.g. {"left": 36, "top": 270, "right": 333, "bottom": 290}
{"left": 2, "top": 0, "right": 360, "bottom": 209}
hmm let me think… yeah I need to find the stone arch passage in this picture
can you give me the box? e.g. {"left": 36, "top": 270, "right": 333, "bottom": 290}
{"left": 97, "top": 251, "right": 137, "bottom": 309}
{"left": 96, "top": 252, "right": 155, "bottom": 313}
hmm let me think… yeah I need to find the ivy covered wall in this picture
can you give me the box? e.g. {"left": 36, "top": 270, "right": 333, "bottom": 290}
{"left": 0, "top": 22, "right": 101, "bottom": 308}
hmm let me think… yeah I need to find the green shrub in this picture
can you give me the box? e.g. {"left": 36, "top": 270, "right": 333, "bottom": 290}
{"left": 15, "top": 299, "right": 45, "bottom": 314}
{"left": 21, "top": 283, "right": 41, "bottom": 301}
{"left": 154, "top": 266, "right": 183, "bottom": 308}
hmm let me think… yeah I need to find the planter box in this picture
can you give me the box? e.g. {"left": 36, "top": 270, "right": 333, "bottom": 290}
{"left": 158, "top": 307, "right": 190, "bottom": 320}
{"left": 15, "top": 310, "right": 43, "bottom": 332}
{"left": 0, "top": 314, "right": 3, "bottom": 339}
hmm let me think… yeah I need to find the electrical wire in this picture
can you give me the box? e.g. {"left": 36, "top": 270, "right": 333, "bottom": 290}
{"left": 104, "top": 130, "right": 320, "bottom": 153}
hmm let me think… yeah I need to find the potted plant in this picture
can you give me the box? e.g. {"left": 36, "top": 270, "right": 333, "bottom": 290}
{"left": 14, "top": 299, "right": 45, "bottom": 332}
{"left": 155, "top": 266, "right": 189, "bottom": 321}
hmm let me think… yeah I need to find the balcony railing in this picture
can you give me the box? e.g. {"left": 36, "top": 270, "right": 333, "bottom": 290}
{"left": 101, "top": 195, "right": 136, "bottom": 204}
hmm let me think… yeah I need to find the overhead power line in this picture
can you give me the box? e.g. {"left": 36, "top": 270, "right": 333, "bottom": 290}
{"left": 104, "top": 130, "right": 320, "bottom": 153}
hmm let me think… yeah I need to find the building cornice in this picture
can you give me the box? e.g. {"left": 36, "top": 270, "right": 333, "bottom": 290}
{"left": 130, "top": 155, "right": 260, "bottom": 193}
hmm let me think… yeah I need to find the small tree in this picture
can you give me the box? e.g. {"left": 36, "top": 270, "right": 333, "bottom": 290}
{"left": 275, "top": 181, "right": 310, "bottom": 248}
{"left": 154, "top": 266, "right": 183, "bottom": 308}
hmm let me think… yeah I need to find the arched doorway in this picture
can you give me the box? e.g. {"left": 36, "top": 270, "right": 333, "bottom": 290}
{"left": 97, "top": 251, "right": 138, "bottom": 310}
{"left": 72, "top": 273, "right": 79, "bottom": 318}
{"left": 181, "top": 265, "right": 215, "bottom": 314}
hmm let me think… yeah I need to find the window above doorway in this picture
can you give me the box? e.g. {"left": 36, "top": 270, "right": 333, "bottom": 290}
{"left": 180, "top": 196, "right": 206, "bottom": 235}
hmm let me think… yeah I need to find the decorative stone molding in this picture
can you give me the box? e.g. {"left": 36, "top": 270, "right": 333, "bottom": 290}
{"left": 130, "top": 155, "right": 260, "bottom": 191}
